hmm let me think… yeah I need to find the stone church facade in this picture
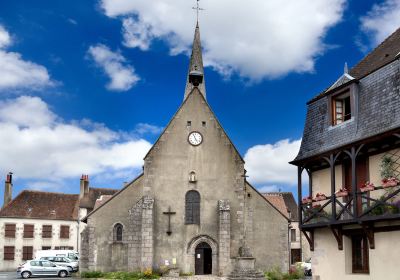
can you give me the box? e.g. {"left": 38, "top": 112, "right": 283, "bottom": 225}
{"left": 80, "top": 23, "right": 289, "bottom": 276}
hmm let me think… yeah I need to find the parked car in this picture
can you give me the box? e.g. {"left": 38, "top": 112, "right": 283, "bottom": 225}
{"left": 296, "top": 258, "right": 312, "bottom": 276}
{"left": 38, "top": 256, "right": 79, "bottom": 272}
{"left": 35, "top": 250, "right": 79, "bottom": 261}
{"left": 17, "top": 260, "right": 71, "bottom": 279}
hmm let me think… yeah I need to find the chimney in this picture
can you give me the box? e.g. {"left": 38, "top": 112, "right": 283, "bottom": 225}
{"left": 79, "top": 174, "right": 90, "bottom": 199}
{"left": 3, "top": 172, "right": 13, "bottom": 208}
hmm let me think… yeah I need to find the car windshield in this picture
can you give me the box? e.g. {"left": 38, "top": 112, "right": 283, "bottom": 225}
{"left": 68, "top": 253, "right": 78, "bottom": 260}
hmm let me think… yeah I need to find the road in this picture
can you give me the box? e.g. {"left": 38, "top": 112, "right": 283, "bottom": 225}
{"left": 0, "top": 271, "right": 79, "bottom": 279}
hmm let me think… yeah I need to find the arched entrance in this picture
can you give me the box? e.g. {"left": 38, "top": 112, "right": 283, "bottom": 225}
{"left": 187, "top": 235, "right": 218, "bottom": 275}
{"left": 195, "top": 242, "right": 212, "bottom": 275}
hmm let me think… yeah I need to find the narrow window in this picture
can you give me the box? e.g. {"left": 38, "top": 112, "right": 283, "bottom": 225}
{"left": 291, "top": 229, "right": 296, "bottom": 242}
{"left": 187, "top": 121, "right": 192, "bottom": 127}
{"left": 352, "top": 234, "right": 369, "bottom": 274}
{"left": 23, "top": 224, "right": 34, "bottom": 238}
{"left": 42, "top": 225, "right": 52, "bottom": 238}
{"left": 60, "top": 225, "right": 70, "bottom": 239}
{"left": 332, "top": 91, "right": 351, "bottom": 125}
{"left": 4, "top": 224, "right": 16, "bottom": 238}
{"left": 202, "top": 121, "right": 206, "bottom": 127}
{"left": 42, "top": 246, "right": 51, "bottom": 250}
{"left": 114, "top": 223, "right": 123, "bottom": 241}
{"left": 185, "top": 190, "right": 200, "bottom": 224}
{"left": 22, "top": 246, "right": 33, "bottom": 260}
{"left": 4, "top": 246, "right": 14, "bottom": 260}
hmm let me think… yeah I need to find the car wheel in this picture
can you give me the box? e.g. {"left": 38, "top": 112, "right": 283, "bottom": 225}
{"left": 21, "top": 271, "right": 31, "bottom": 279}
{"left": 58, "top": 270, "right": 68, "bottom": 278}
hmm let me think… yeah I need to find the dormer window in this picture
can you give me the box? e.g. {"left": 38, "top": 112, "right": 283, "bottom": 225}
{"left": 332, "top": 91, "right": 351, "bottom": 125}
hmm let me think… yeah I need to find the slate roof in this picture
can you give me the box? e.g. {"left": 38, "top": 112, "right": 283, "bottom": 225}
{"left": 309, "top": 27, "right": 400, "bottom": 104}
{"left": 263, "top": 192, "right": 299, "bottom": 221}
{"left": 293, "top": 27, "right": 400, "bottom": 163}
{"left": 0, "top": 190, "right": 79, "bottom": 220}
{"left": 79, "top": 187, "right": 118, "bottom": 211}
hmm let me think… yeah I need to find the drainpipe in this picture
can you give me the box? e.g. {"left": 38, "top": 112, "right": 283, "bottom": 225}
{"left": 288, "top": 211, "right": 292, "bottom": 271}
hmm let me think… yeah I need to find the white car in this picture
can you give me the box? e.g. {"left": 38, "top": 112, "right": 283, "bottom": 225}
{"left": 296, "top": 258, "right": 312, "bottom": 276}
{"left": 39, "top": 256, "right": 78, "bottom": 272}
{"left": 17, "top": 260, "right": 70, "bottom": 278}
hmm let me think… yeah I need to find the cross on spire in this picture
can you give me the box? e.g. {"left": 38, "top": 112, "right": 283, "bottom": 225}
{"left": 192, "top": 0, "right": 204, "bottom": 24}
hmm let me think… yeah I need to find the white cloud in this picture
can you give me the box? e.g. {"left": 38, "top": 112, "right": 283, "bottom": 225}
{"left": 134, "top": 123, "right": 163, "bottom": 135}
{"left": 0, "top": 96, "right": 151, "bottom": 182}
{"left": 0, "top": 25, "right": 53, "bottom": 91}
{"left": 100, "top": 0, "right": 345, "bottom": 80}
{"left": 361, "top": 0, "right": 400, "bottom": 45}
{"left": 244, "top": 139, "right": 301, "bottom": 186}
{"left": 257, "top": 185, "right": 279, "bottom": 193}
{"left": 87, "top": 43, "right": 140, "bottom": 91}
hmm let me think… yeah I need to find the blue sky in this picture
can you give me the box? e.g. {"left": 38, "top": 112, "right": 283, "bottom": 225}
{"left": 0, "top": 0, "right": 399, "bottom": 202}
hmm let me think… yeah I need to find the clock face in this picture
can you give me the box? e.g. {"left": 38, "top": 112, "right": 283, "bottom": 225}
{"left": 188, "top": 131, "right": 203, "bottom": 146}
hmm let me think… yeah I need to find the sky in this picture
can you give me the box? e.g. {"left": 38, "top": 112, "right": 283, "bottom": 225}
{"left": 0, "top": 0, "right": 400, "bottom": 202}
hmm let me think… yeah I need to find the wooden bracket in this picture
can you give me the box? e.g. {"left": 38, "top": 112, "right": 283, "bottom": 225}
{"left": 362, "top": 223, "right": 375, "bottom": 249}
{"left": 330, "top": 226, "right": 343, "bottom": 250}
{"left": 302, "top": 230, "right": 314, "bottom": 251}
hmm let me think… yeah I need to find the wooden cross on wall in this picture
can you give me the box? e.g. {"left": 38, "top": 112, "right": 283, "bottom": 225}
{"left": 163, "top": 206, "right": 176, "bottom": 235}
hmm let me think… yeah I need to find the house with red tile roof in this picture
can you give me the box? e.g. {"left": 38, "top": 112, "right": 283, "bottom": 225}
{"left": 0, "top": 173, "right": 117, "bottom": 271}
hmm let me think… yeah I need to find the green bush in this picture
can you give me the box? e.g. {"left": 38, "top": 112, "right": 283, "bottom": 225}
{"left": 80, "top": 271, "right": 105, "bottom": 278}
{"left": 265, "top": 266, "right": 304, "bottom": 280}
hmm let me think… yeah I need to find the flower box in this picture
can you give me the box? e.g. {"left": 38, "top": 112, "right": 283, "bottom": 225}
{"left": 336, "top": 191, "right": 348, "bottom": 197}
{"left": 382, "top": 177, "right": 400, "bottom": 188}
{"left": 302, "top": 196, "right": 312, "bottom": 204}
{"left": 315, "top": 193, "right": 327, "bottom": 201}
{"left": 360, "top": 182, "right": 375, "bottom": 192}
{"left": 335, "top": 187, "right": 349, "bottom": 197}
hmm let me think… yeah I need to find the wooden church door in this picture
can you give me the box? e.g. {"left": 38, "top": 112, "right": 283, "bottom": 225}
{"left": 195, "top": 242, "right": 212, "bottom": 275}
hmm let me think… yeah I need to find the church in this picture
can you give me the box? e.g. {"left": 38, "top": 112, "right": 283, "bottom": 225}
{"left": 80, "top": 22, "right": 289, "bottom": 276}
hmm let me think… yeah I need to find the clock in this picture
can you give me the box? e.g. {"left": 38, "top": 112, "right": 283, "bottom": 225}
{"left": 188, "top": 131, "right": 203, "bottom": 146}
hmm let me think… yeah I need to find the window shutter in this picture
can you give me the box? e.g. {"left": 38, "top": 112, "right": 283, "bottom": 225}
{"left": 24, "top": 224, "right": 34, "bottom": 238}
{"left": 4, "top": 246, "right": 15, "bottom": 260}
{"left": 22, "top": 246, "right": 33, "bottom": 260}
{"left": 5, "top": 224, "right": 16, "bottom": 238}
{"left": 60, "top": 225, "right": 70, "bottom": 239}
{"left": 42, "top": 225, "right": 52, "bottom": 238}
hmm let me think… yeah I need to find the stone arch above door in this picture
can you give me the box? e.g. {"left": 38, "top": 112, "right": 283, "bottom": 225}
{"left": 186, "top": 235, "right": 218, "bottom": 275}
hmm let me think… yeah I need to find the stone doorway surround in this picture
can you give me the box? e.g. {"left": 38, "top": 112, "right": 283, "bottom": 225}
{"left": 187, "top": 235, "right": 218, "bottom": 275}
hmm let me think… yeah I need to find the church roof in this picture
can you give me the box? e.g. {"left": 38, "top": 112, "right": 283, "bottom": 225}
{"left": 184, "top": 22, "right": 206, "bottom": 100}
{"left": 0, "top": 190, "right": 79, "bottom": 221}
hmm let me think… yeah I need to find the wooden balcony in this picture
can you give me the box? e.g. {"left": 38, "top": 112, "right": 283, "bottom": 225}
{"left": 293, "top": 131, "right": 400, "bottom": 251}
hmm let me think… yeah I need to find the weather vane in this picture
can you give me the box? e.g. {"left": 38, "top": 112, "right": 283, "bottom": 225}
{"left": 192, "top": 0, "right": 204, "bottom": 23}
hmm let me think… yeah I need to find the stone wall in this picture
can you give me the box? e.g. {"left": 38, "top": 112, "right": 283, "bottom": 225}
{"left": 218, "top": 200, "right": 231, "bottom": 275}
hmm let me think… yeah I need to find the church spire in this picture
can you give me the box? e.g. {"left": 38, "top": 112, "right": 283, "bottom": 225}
{"left": 184, "top": 22, "right": 206, "bottom": 100}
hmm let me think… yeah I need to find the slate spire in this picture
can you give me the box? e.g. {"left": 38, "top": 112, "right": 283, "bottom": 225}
{"left": 184, "top": 22, "right": 206, "bottom": 100}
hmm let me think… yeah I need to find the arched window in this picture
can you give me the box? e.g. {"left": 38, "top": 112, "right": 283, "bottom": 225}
{"left": 185, "top": 190, "right": 200, "bottom": 224}
{"left": 114, "top": 223, "right": 123, "bottom": 241}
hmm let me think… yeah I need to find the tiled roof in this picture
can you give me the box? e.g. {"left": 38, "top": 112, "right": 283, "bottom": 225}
{"left": 0, "top": 190, "right": 79, "bottom": 220}
{"left": 263, "top": 192, "right": 299, "bottom": 221}
{"left": 93, "top": 195, "right": 113, "bottom": 210}
{"left": 79, "top": 187, "right": 118, "bottom": 210}
{"left": 308, "top": 27, "right": 400, "bottom": 104}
